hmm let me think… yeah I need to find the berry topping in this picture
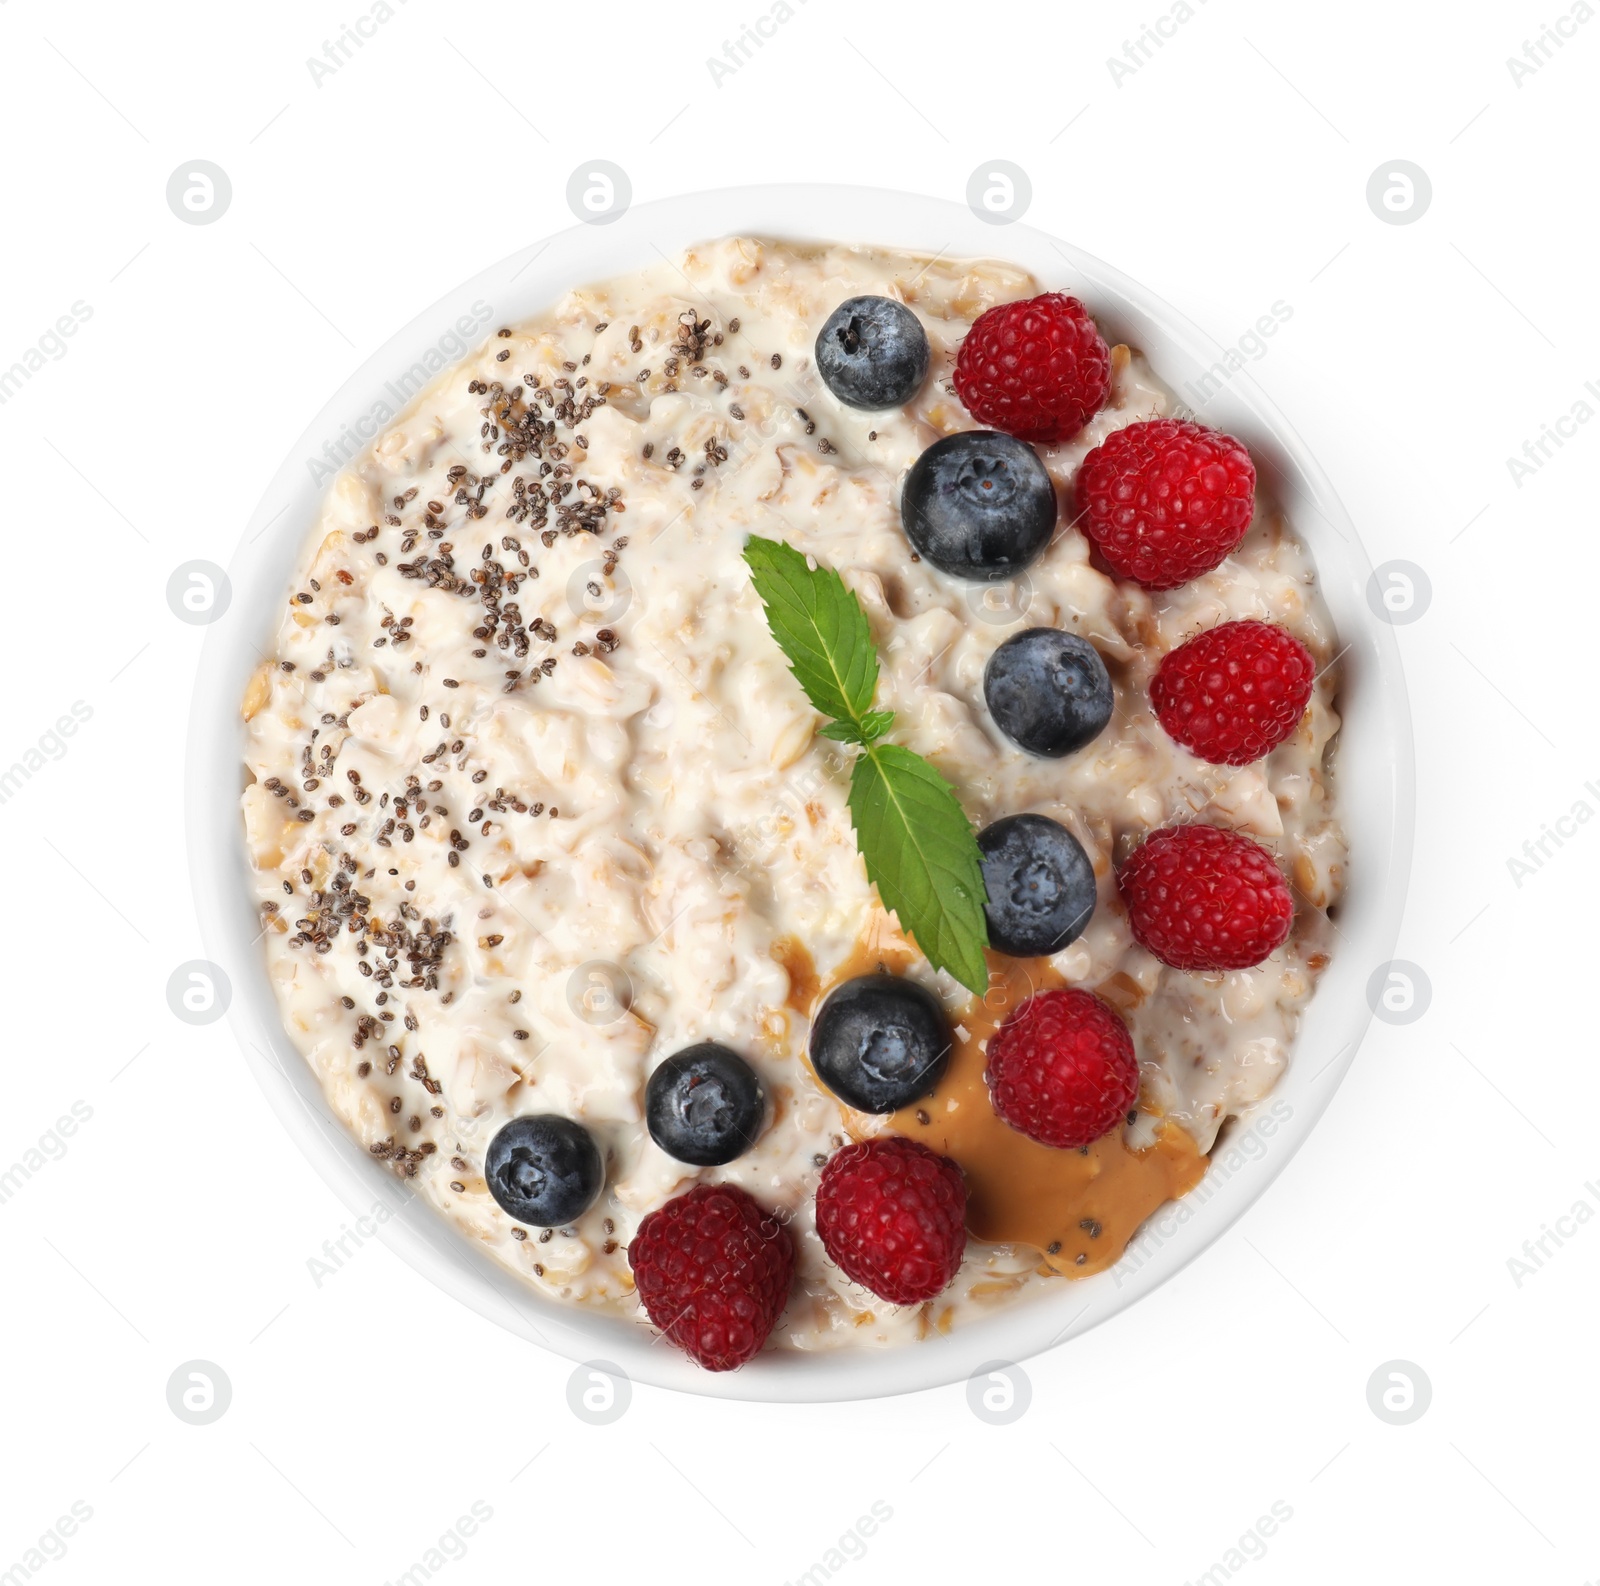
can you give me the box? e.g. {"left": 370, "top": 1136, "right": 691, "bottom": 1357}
{"left": 815, "top": 1137, "right": 967, "bottom": 1305}
{"left": 815, "top": 295, "right": 930, "bottom": 410}
{"left": 1151, "top": 620, "right": 1316, "bottom": 766}
{"left": 809, "top": 974, "right": 952, "bottom": 1115}
{"left": 484, "top": 1115, "right": 604, "bottom": 1227}
{"left": 900, "top": 430, "right": 1057, "bottom": 582}
{"left": 1118, "top": 824, "right": 1293, "bottom": 971}
{"left": 952, "top": 292, "right": 1111, "bottom": 444}
{"left": 1075, "top": 418, "right": 1256, "bottom": 591}
{"left": 983, "top": 627, "right": 1113, "bottom": 758}
{"left": 984, "top": 988, "right": 1139, "bottom": 1149}
{"left": 645, "top": 1042, "right": 767, "bottom": 1167}
{"left": 628, "top": 1183, "right": 795, "bottom": 1372}
{"left": 978, "top": 813, "right": 1097, "bottom": 959}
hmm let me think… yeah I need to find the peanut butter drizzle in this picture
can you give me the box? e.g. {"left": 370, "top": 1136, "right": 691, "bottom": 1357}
{"left": 773, "top": 932, "right": 1207, "bottom": 1279}
{"left": 773, "top": 922, "right": 914, "bottom": 1021}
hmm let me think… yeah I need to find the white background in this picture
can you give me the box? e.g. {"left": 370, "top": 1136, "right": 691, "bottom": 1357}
{"left": 0, "top": 0, "right": 1594, "bottom": 1580}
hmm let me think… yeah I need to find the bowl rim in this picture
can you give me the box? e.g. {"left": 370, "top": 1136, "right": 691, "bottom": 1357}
{"left": 186, "top": 181, "right": 1415, "bottom": 1403}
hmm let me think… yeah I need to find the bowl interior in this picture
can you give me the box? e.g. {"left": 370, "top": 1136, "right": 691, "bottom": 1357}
{"left": 187, "top": 184, "right": 1413, "bottom": 1402}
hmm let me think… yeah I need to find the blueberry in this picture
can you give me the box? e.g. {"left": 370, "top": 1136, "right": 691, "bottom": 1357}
{"left": 900, "top": 430, "right": 1057, "bottom": 581}
{"left": 484, "top": 1115, "right": 603, "bottom": 1227}
{"left": 815, "top": 296, "right": 930, "bottom": 410}
{"left": 978, "top": 814, "right": 1097, "bottom": 959}
{"left": 645, "top": 1043, "right": 767, "bottom": 1167}
{"left": 983, "top": 627, "right": 1113, "bottom": 757}
{"left": 809, "top": 975, "right": 951, "bottom": 1114}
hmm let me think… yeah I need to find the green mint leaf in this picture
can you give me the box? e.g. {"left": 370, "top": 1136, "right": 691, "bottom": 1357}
{"left": 743, "top": 534, "right": 991, "bottom": 995}
{"left": 743, "top": 535, "right": 879, "bottom": 727}
{"left": 819, "top": 711, "right": 894, "bottom": 747}
{"left": 848, "top": 743, "right": 991, "bottom": 996}
{"left": 857, "top": 709, "right": 896, "bottom": 745}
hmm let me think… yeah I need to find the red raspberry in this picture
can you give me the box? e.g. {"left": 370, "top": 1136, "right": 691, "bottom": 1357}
{"left": 1075, "top": 418, "right": 1256, "bottom": 590}
{"left": 628, "top": 1183, "right": 794, "bottom": 1371}
{"left": 815, "top": 1138, "right": 967, "bottom": 1305}
{"left": 984, "top": 989, "right": 1139, "bottom": 1150}
{"left": 1152, "top": 620, "right": 1316, "bottom": 766}
{"left": 1118, "top": 825, "right": 1293, "bottom": 972}
{"left": 953, "top": 293, "right": 1111, "bottom": 444}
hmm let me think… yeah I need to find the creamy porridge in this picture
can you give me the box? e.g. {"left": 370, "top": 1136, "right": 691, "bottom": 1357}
{"left": 240, "top": 237, "right": 1344, "bottom": 1356}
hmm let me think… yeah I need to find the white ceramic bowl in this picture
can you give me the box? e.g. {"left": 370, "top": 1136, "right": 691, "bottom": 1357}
{"left": 187, "top": 184, "right": 1414, "bottom": 1402}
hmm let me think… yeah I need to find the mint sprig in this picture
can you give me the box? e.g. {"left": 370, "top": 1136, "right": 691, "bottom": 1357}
{"left": 743, "top": 536, "right": 990, "bottom": 995}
